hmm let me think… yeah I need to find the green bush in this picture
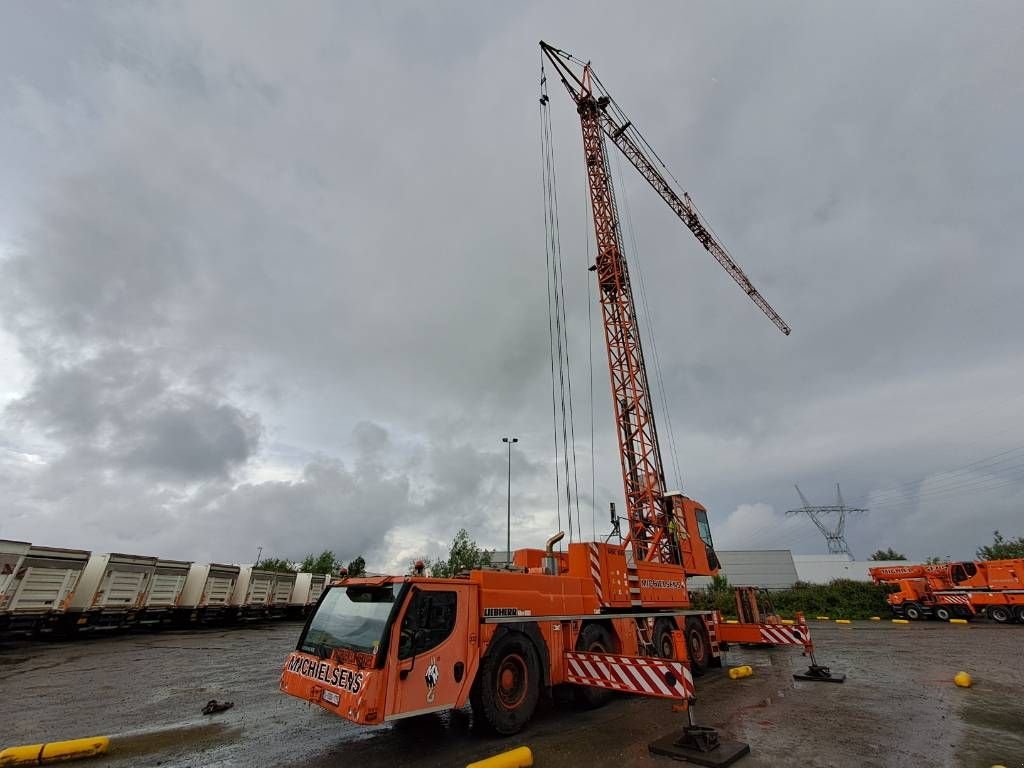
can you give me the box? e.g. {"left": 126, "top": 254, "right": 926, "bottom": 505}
{"left": 691, "top": 578, "right": 894, "bottom": 620}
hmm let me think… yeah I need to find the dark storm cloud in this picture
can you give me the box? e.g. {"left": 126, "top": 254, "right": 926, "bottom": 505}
{"left": 0, "top": 2, "right": 1022, "bottom": 567}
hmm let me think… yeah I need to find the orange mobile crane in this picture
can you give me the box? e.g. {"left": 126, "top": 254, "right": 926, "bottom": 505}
{"left": 280, "top": 42, "right": 834, "bottom": 764}
{"left": 870, "top": 559, "right": 1024, "bottom": 623}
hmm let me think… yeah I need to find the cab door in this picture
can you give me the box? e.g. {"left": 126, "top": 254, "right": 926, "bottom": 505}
{"left": 386, "top": 584, "right": 471, "bottom": 720}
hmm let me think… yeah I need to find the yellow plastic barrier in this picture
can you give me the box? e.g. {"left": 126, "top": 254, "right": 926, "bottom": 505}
{"left": 892, "top": 619, "right": 909, "bottom": 624}
{"left": 954, "top": 671, "right": 972, "bottom": 688}
{"left": 835, "top": 619, "right": 851, "bottom": 624}
{"left": 727, "top": 665, "right": 753, "bottom": 680}
{"left": 780, "top": 619, "right": 795, "bottom": 625}
{"left": 949, "top": 618, "right": 968, "bottom": 624}
{"left": 467, "top": 746, "right": 534, "bottom": 768}
{"left": 0, "top": 736, "right": 109, "bottom": 766}
{"left": 870, "top": 616, "right": 881, "bottom": 621}
{"left": 815, "top": 616, "right": 830, "bottom": 620}
{"left": 725, "top": 619, "right": 739, "bottom": 624}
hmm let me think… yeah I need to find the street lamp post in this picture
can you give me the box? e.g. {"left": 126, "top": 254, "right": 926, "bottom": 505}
{"left": 502, "top": 437, "right": 518, "bottom": 566}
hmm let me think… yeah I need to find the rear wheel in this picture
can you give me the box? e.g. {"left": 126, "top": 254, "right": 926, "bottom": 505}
{"left": 1015, "top": 606, "right": 1024, "bottom": 623}
{"left": 934, "top": 606, "right": 953, "bottom": 622}
{"left": 470, "top": 632, "right": 540, "bottom": 735}
{"left": 903, "top": 603, "right": 924, "bottom": 621}
{"left": 684, "top": 617, "right": 711, "bottom": 675}
{"left": 573, "top": 623, "right": 614, "bottom": 709}
{"left": 988, "top": 605, "right": 1012, "bottom": 624}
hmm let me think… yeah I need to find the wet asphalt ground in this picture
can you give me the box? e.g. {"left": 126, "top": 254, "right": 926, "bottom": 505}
{"left": 1, "top": 620, "right": 1021, "bottom": 767}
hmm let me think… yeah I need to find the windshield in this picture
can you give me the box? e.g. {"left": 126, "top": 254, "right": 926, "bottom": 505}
{"left": 299, "top": 584, "right": 399, "bottom": 656}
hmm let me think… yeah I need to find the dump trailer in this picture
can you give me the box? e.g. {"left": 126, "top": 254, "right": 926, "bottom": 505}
{"left": 177, "top": 562, "right": 240, "bottom": 623}
{"left": 231, "top": 565, "right": 275, "bottom": 619}
{"left": 870, "top": 561, "right": 1024, "bottom": 622}
{"left": 65, "top": 553, "right": 158, "bottom": 630}
{"left": 0, "top": 541, "right": 90, "bottom": 635}
{"left": 269, "top": 571, "right": 297, "bottom": 618}
{"left": 289, "top": 573, "right": 327, "bottom": 618}
{"left": 139, "top": 559, "right": 192, "bottom": 626}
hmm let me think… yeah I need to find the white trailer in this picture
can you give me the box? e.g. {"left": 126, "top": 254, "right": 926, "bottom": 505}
{"left": 138, "top": 559, "right": 191, "bottom": 625}
{"left": 0, "top": 540, "right": 90, "bottom": 635}
{"left": 66, "top": 553, "right": 158, "bottom": 630}
{"left": 288, "top": 573, "right": 327, "bottom": 617}
{"left": 177, "top": 562, "right": 240, "bottom": 623}
{"left": 269, "top": 570, "right": 296, "bottom": 617}
{"left": 230, "top": 565, "right": 275, "bottom": 619}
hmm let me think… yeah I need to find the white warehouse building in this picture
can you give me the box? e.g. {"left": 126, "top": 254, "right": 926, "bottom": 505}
{"left": 690, "top": 551, "right": 907, "bottom": 590}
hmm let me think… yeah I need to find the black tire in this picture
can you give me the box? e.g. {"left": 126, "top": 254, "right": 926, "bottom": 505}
{"left": 1015, "top": 605, "right": 1024, "bottom": 623}
{"left": 470, "top": 632, "right": 541, "bottom": 735}
{"left": 904, "top": 603, "right": 924, "bottom": 621}
{"left": 653, "top": 619, "right": 676, "bottom": 660}
{"left": 573, "top": 623, "right": 615, "bottom": 709}
{"left": 685, "top": 617, "right": 711, "bottom": 675}
{"left": 988, "top": 605, "right": 1012, "bottom": 624}
{"left": 934, "top": 606, "right": 952, "bottom": 622}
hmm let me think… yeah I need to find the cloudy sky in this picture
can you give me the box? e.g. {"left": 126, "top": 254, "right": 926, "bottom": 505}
{"left": 1, "top": 2, "right": 1022, "bottom": 571}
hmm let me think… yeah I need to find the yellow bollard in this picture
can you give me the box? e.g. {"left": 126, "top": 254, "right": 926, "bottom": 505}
{"left": 870, "top": 616, "right": 881, "bottom": 621}
{"left": 466, "top": 746, "right": 534, "bottom": 768}
{"left": 727, "top": 665, "right": 754, "bottom": 680}
{"left": 949, "top": 618, "right": 968, "bottom": 624}
{"left": 780, "top": 619, "right": 795, "bottom": 625}
{"left": 892, "top": 619, "right": 909, "bottom": 624}
{"left": 954, "top": 672, "right": 972, "bottom": 688}
{"left": 725, "top": 619, "right": 739, "bottom": 624}
{"left": 815, "top": 616, "right": 830, "bottom": 620}
{"left": 835, "top": 619, "right": 851, "bottom": 624}
{"left": 0, "top": 736, "right": 109, "bottom": 767}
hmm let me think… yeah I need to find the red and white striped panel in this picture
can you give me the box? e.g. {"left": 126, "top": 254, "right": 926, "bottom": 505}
{"left": 703, "top": 614, "right": 721, "bottom": 658}
{"left": 759, "top": 623, "right": 810, "bottom": 646}
{"left": 588, "top": 543, "right": 605, "bottom": 604}
{"left": 564, "top": 651, "right": 694, "bottom": 700}
{"left": 937, "top": 593, "right": 970, "bottom": 605}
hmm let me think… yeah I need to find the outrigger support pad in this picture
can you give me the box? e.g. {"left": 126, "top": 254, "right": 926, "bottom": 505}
{"left": 649, "top": 703, "right": 750, "bottom": 766}
{"left": 794, "top": 663, "right": 846, "bottom": 683}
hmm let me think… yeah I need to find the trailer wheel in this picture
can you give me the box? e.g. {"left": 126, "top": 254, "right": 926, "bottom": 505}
{"left": 684, "top": 617, "right": 710, "bottom": 675}
{"left": 573, "top": 623, "right": 614, "bottom": 709}
{"left": 988, "top": 606, "right": 1012, "bottom": 624}
{"left": 903, "top": 603, "right": 924, "bottom": 621}
{"left": 934, "top": 606, "right": 952, "bottom": 622}
{"left": 470, "top": 632, "right": 540, "bottom": 735}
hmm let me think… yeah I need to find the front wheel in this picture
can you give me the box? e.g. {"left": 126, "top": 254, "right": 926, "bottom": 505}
{"left": 904, "top": 603, "right": 924, "bottom": 621}
{"left": 988, "top": 605, "right": 1012, "bottom": 624}
{"left": 470, "top": 632, "right": 541, "bottom": 735}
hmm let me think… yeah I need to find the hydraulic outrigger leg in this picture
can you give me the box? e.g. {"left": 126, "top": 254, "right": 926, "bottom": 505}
{"left": 794, "top": 648, "right": 846, "bottom": 683}
{"left": 649, "top": 700, "right": 750, "bottom": 767}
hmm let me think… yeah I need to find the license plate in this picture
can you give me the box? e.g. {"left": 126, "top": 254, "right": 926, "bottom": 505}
{"left": 321, "top": 690, "right": 340, "bottom": 706}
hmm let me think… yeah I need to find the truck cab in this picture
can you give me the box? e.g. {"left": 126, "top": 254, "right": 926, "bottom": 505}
{"left": 280, "top": 577, "right": 479, "bottom": 725}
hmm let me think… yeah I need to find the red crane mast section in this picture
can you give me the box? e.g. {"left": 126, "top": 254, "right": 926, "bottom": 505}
{"left": 541, "top": 43, "right": 789, "bottom": 565}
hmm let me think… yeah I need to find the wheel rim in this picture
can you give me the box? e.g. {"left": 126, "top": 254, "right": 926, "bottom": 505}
{"left": 496, "top": 653, "right": 528, "bottom": 710}
{"left": 689, "top": 629, "right": 705, "bottom": 663}
{"left": 660, "top": 633, "right": 674, "bottom": 659}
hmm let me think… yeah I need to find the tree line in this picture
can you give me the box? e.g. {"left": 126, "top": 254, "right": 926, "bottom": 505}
{"left": 868, "top": 530, "right": 1024, "bottom": 563}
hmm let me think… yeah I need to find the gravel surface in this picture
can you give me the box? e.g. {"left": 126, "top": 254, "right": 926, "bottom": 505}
{"left": 1, "top": 620, "right": 1021, "bottom": 767}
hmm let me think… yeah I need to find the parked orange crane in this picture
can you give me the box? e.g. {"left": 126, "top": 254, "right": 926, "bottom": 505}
{"left": 279, "top": 42, "right": 831, "bottom": 764}
{"left": 870, "top": 559, "right": 1024, "bottom": 623}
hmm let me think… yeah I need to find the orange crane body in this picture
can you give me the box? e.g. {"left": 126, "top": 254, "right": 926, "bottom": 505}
{"left": 870, "top": 560, "right": 1024, "bottom": 623}
{"left": 279, "top": 42, "right": 809, "bottom": 735}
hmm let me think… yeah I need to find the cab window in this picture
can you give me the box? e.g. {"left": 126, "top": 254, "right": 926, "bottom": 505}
{"left": 397, "top": 590, "right": 457, "bottom": 660}
{"left": 695, "top": 509, "right": 714, "bottom": 547}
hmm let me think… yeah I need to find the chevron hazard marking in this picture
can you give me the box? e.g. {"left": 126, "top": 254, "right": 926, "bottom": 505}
{"left": 565, "top": 651, "right": 694, "bottom": 700}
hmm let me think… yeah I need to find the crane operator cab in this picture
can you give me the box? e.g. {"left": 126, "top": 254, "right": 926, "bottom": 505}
{"left": 280, "top": 576, "right": 477, "bottom": 726}
{"left": 666, "top": 493, "right": 721, "bottom": 576}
